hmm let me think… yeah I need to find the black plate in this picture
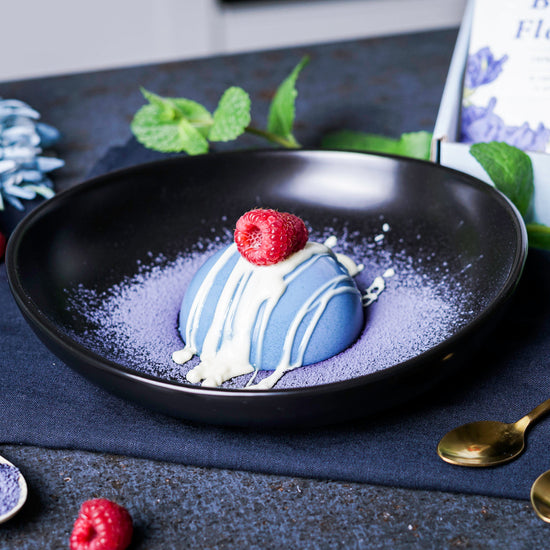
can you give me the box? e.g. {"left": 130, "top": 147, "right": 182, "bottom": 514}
{"left": 6, "top": 150, "right": 527, "bottom": 427}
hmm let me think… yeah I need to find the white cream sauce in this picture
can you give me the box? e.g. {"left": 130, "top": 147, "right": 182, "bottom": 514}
{"left": 172, "top": 238, "right": 392, "bottom": 389}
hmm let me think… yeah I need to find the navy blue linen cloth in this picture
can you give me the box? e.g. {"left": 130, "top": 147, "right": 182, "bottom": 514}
{"left": 2, "top": 140, "right": 550, "bottom": 501}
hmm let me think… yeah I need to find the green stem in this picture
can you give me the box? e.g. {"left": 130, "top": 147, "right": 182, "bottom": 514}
{"left": 245, "top": 126, "right": 300, "bottom": 149}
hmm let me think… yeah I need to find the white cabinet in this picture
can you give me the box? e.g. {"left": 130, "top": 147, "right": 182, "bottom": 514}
{"left": 0, "top": 0, "right": 466, "bottom": 82}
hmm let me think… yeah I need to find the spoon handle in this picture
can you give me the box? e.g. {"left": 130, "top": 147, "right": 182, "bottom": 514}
{"left": 516, "top": 398, "right": 550, "bottom": 431}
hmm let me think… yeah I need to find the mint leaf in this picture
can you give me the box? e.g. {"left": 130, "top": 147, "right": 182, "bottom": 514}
{"left": 470, "top": 142, "right": 534, "bottom": 218}
{"left": 321, "top": 130, "right": 432, "bottom": 160}
{"left": 267, "top": 56, "right": 309, "bottom": 146}
{"left": 140, "top": 88, "right": 178, "bottom": 121}
{"left": 175, "top": 118, "right": 211, "bottom": 155}
{"left": 209, "top": 87, "right": 251, "bottom": 142}
{"left": 399, "top": 132, "right": 433, "bottom": 160}
{"left": 131, "top": 88, "right": 212, "bottom": 154}
{"left": 322, "top": 131, "right": 398, "bottom": 154}
{"left": 140, "top": 88, "right": 212, "bottom": 128}
{"left": 131, "top": 104, "right": 209, "bottom": 154}
{"left": 526, "top": 223, "right": 550, "bottom": 251}
{"left": 170, "top": 98, "right": 213, "bottom": 138}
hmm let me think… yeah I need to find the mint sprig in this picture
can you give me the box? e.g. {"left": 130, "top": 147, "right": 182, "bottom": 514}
{"left": 267, "top": 56, "right": 309, "bottom": 147}
{"left": 321, "top": 130, "right": 432, "bottom": 160}
{"left": 470, "top": 141, "right": 550, "bottom": 250}
{"left": 130, "top": 89, "right": 211, "bottom": 154}
{"left": 525, "top": 223, "right": 550, "bottom": 250}
{"left": 131, "top": 57, "right": 309, "bottom": 155}
{"left": 209, "top": 87, "right": 251, "bottom": 142}
{"left": 470, "top": 142, "right": 534, "bottom": 218}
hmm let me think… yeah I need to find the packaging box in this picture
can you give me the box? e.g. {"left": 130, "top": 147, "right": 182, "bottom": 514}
{"left": 431, "top": 0, "right": 550, "bottom": 225}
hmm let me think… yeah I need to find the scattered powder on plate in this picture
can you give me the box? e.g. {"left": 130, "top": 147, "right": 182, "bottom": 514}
{"left": 0, "top": 462, "right": 21, "bottom": 517}
{"left": 64, "top": 226, "right": 478, "bottom": 390}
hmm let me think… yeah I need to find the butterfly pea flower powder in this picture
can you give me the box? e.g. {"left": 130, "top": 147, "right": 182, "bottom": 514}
{"left": 0, "top": 462, "right": 21, "bottom": 516}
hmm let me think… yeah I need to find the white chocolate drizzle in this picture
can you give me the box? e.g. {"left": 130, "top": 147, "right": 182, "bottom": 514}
{"left": 362, "top": 268, "right": 395, "bottom": 307}
{"left": 172, "top": 241, "right": 363, "bottom": 389}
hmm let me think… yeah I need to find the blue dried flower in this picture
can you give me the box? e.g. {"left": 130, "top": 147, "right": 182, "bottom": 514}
{"left": 464, "top": 47, "right": 508, "bottom": 90}
{"left": 461, "top": 97, "right": 550, "bottom": 153}
{"left": 461, "top": 97, "right": 504, "bottom": 143}
{"left": 0, "top": 99, "right": 39, "bottom": 121}
{"left": 501, "top": 122, "right": 550, "bottom": 153}
{"left": 0, "top": 98, "right": 63, "bottom": 211}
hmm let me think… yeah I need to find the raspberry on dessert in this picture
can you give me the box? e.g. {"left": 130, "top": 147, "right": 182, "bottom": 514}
{"left": 70, "top": 498, "right": 133, "bottom": 550}
{"left": 234, "top": 208, "right": 309, "bottom": 266}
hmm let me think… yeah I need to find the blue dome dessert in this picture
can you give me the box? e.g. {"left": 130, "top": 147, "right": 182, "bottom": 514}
{"left": 172, "top": 240, "right": 364, "bottom": 389}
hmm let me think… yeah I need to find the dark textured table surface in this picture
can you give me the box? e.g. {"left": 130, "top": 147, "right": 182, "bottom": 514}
{"left": 1, "top": 29, "right": 548, "bottom": 548}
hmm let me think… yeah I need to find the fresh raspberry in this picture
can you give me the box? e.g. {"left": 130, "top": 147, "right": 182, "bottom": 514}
{"left": 70, "top": 498, "right": 133, "bottom": 550}
{"left": 0, "top": 231, "right": 6, "bottom": 261}
{"left": 234, "top": 208, "right": 308, "bottom": 266}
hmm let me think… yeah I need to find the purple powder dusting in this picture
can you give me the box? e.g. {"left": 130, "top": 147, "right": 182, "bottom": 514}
{"left": 0, "top": 462, "right": 21, "bottom": 517}
{"left": 64, "top": 225, "right": 480, "bottom": 390}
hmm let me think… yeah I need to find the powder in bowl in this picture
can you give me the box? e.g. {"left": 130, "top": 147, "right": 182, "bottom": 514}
{"left": 64, "top": 223, "right": 478, "bottom": 390}
{"left": 0, "top": 462, "right": 21, "bottom": 518}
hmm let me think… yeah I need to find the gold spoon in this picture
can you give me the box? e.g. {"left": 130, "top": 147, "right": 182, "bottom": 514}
{"left": 437, "top": 398, "right": 550, "bottom": 467}
{"left": 531, "top": 470, "right": 550, "bottom": 523}
{"left": 0, "top": 455, "right": 27, "bottom": 524}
